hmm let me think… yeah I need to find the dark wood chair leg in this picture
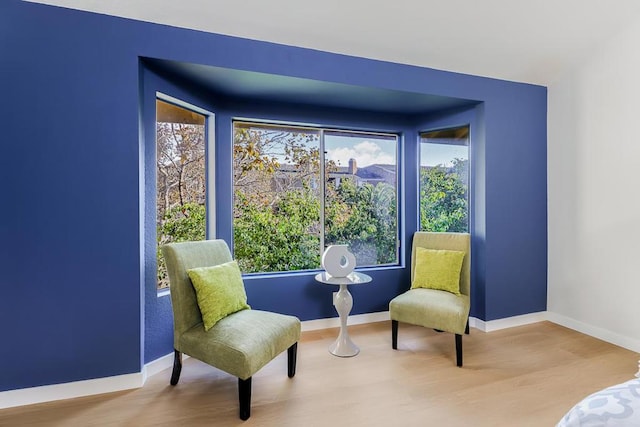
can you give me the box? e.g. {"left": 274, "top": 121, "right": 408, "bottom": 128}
{"left": 238, "top": 377, "right": 252, "bottom": 420}
{"left": 465, "top": 319, "right": 470, "bottom": 335}
{"left": 170, "top": 350, "right": 182, "bottom": 386}
{"left": 455, "top": 334, "right": 463, "bottom": 367}
{"left": 287, "top": 342, "right": 298, "bottom": 378}
{"left": 392, "top": 320, "right": 398, "bottom": 349}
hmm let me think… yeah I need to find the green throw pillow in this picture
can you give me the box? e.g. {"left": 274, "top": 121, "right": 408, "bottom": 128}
{"left": 187, "top": 260, "right": 251, "bottom": 331}
{"left": 411, "top": 247, "right": 465, "bottom": 295}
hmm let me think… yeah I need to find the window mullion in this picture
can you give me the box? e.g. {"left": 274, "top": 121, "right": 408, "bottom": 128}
{"left": 319, "top": 129, "right": 326, "bottom": 256}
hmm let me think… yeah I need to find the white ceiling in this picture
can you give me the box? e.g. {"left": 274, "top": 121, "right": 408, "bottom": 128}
{"left": 26, "top": 0, "right": 640, "bottom": 86}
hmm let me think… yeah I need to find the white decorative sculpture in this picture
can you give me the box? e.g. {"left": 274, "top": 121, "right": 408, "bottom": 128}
{"left": 316, "top": 245, "right": 370, "bottom": 357}
{"left": 321, "top": 245, "right": 356, "bottom": 278}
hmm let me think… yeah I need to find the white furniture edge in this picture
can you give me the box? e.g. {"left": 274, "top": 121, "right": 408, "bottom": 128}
{"left": 3, "top": 310, "right": 639, "bottom": 410}
{"left": 313, "top": 271, "right": 372, "bottom": 357}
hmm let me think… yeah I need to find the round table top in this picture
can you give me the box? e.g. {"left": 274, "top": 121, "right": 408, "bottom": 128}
{"left": 314, "top": 271, "right": 372, "bottom": 285}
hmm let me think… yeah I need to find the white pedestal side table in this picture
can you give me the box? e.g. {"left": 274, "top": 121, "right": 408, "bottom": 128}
{"left": 314, "top": 271, "right": 372, "bottom": 357}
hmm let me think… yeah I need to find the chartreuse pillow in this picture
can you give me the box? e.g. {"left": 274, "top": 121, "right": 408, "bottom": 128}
{"left": 187, "top": 260, "right": 251, "bottom": 331}
{"left": 411, "top": 247, "right": 465, "bottom": 295}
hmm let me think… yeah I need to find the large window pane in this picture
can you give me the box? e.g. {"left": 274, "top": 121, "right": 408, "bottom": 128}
{"left": 233, "top": 122, "right": 322, "bottom": 273}
{"left": 232, "top": 122, "right": 399, "bottom": 274}
{"left": 156, "top": 99, "right": 206, "bottom": 289}
{"left": 419, "top": 126, "right": 469, "bottom": 232}
{"left": 324, "top": 131, "right": 398, "bottom": 266}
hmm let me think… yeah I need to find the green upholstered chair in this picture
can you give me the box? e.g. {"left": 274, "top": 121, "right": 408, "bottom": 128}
{"left": 389, "top": 232, "right": 471, "bottom": 366}
{"left": 162, "top": 240, "right": 301, "bottom": 420}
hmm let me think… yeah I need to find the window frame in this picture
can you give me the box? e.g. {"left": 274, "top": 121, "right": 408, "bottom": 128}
{"left": 155, "top": 92, "right": 216, "bottom": 293}
{"left": 231, "top": 118, "right": 401, "bottom": 276}
{"left": 418, "top": 125, "right": 470, "bottom": 234}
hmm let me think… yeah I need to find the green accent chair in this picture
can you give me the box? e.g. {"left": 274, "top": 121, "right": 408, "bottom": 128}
{"left": 389, "top": 232, "right": 471, "bottom": 366}
{"left": 162, "top": 240, "right": 301, "bottom": 420}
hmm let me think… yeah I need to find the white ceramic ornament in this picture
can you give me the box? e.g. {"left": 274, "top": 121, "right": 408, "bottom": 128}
{"left": 321, "top": 245, "right": 356, "bottom": 278}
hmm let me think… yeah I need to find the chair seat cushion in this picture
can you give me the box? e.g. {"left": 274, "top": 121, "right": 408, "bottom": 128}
{"left": 389, "top": 288, "right": 470, "bottom": 334}
{"left": 178, "top": 309, "right": 301, "bottom": 380}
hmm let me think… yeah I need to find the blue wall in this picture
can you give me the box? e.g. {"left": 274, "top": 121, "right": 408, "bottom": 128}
{"left": 0, "top": 0, "right": 547, "bottom": 392}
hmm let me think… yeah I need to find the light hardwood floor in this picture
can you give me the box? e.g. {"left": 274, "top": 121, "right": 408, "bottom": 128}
{"left": 1, "top": 321, "right": 638, "bottom": 426}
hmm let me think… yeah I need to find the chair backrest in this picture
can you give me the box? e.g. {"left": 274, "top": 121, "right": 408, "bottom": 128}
{"left": 161, "top": 240, "right": 233, "bottom": 344}
{"left": 411, "top": 232, "right": 471, "bottom": 296}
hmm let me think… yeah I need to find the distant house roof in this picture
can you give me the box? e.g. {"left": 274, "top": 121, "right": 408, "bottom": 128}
{"left": 331, "top": 163, "right": 395, "bottom": 186}
{"left": 277, "top": 160, "right": 397, "bottom": 187}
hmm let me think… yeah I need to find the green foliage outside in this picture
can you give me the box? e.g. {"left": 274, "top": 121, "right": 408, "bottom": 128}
{"left": 325, "top": 179, "right": 397, "bottom": 266}
{"left": 156, "top": 117, "right": 206, "bottom": 289}
{"left": 157, "top": 203, "right": 206, "bottom": 288}
{"left": 419, "top": 158, "right": 468, "bottom": 233}
{"left": 233, "top": 187, "right": 321, "bottom": 273}
{"left": 232, "top": 180, "right": 398, "bottom": 273}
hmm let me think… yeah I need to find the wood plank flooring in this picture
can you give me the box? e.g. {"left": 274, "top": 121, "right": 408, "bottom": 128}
{"left": 1, "top": 321, "right": 638, "bottom": 426}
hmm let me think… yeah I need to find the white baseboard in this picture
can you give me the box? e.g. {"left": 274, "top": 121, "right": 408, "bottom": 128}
{"left": 547, "top": 311, "right": 640, "bottom": 354}
{"left": 301, "top": 311, "right": 390, "bottom": 331}
{"left": 471, "top": 311, "right": 548, "bottom": 332}
{"left": 143, "top": 352, "right": 172, "bottom": 382}
{"left": 299, "top": 310, "right": 548, "bottom": 334}
{"left": 142, "top": 352, "right": 191, "bottom": 383}
{"left": 0, "top": 372, "right": 143, "bottom": 410}
{"left": 3, "top": 310, "right": 635, "bottom": 411}
{"left": 0, "top": 352, "right": 190, "bottom": 411}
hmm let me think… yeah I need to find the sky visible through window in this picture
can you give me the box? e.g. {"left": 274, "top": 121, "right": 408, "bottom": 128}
{"left": 261, "top": 126, "right": 467, "bottom": 168}
{"left": 421, "top": 143, "right": 468, "bottom": 167}
{"left": 299, "top": 133, "right": 466, "bottom": 168}
{"left": 268, "top": 132, "right": 397, "bottom": 168}
{"left": 324, "top": 134, "right": 396, "bottom": 167}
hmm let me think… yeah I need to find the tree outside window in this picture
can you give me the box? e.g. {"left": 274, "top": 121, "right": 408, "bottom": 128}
{"left": 156, "top": 100, "right": 206, "bottom": 289}
{"left": 419, "top": 126, "right": 469, "bottom": 233}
